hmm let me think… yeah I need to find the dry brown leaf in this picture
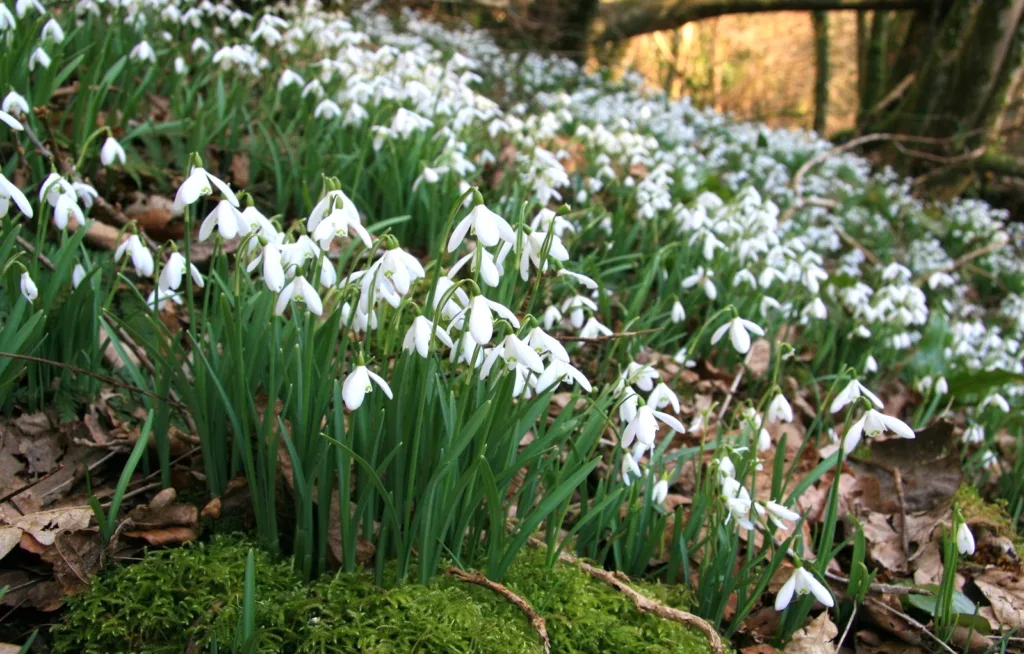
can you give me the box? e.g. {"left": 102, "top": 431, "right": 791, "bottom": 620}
{"left": 0, "top": 527, "right": 20, "bottom": 559}
{"left": 0, "top": 645, "right": 23, "bottom": 654}
{"left": 12, "top": 506, "right": 92, "bottom": 546}
{"left": 40, "top": 531, "right": 103, "bottom": 596}
{"left": 973, "top": 569, "right": 1024, "bottom": 629}
{"left": 127, "top": 502, "right": 198, "bottom": 529}
{"left": 201, "top": 497, "right": 222, "bottom": 519}
{"left": 784, "top": 612, "right": 837, "bottom": 654}
{"left": 149, "top": 487, "right": 177, "bottom": 510}
{"left": 853, "top": 629, "right": 926, "bottom": 653}
{"left": 861, "top": 512, "right": 908, "bottom": 574}
{"left": 124, "top": 526, "right": 197, "bottom": 546}
{"left": 746, "top": 338, "right": 772, "bottom": 378}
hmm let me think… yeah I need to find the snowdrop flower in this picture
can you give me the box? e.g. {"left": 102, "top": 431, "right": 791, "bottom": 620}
{"left": 146, "top": 287, "right": 182, "bottom": 311}
{"left": 760, "top": 501, "right": 801, "bottom": 529}
{"left": 72, "top": 264, "right": 86, "bottom": 289}
{"left": 558, "top": 269, "right": 598, "bottom": 290}
{"left": 466, "top": 295, "right": 519, "bottom": 345}
{"left": 199, "top": 200, "right": 248, "bottom": 241}
{"left": 648, "top": 383, "right": 679, "bottom": 413}
{"left": 962, "top": 423, "right": 985, "bottom": 445}
{"left": 830, "top": 379, "right": 883, "bottom": 414}
{"left": 449, "top": 248, "right": 502, "bottom": 287}
{"left": 980, "top": 393, "right": 1010, "bottom": 413}
{"left": 518, "top": 230, "right": 569, "bottom": 281}
{"left": 624, "top": 362, "right": 659, "bottom": 392}
{"left": 41, "top": 18, "right": 64, "bottom": 42}
{"left": 19, "top": 271, "right": 37, "bottom": 302}
{"left": 310, "top": 197, "right": 372, "bottom": 249}
{"left": 174, "top": 57, "right": 188, "bottom": 75}
{"left": 579, "top": 317, "right": 612, "bottom": 339}
{"left": 0, "top": 173, "right": 32, "bottom": 218}
{"left": 841, "top": 409, "right": 915, "bottom": 453}
{"left": 670, "top": 301, "right": 685, "bottom": 324}
{"left": 711, "top": 316, "right": 764, "bottom": 355}
{"left": 652, "top": 479, "right": 669, "bottom": 505}
{"left": 447, "top": 203, "right": 516, "bottom": 252}
{"left": 621, "top": 403, "right": 685, "bottom": 452}
{"left": 100, "top": 136, "right": 126, "bottom": 166}
{"left": 159, "top": 252, "right": 203, "bottom": 291}
{"left": 766, "top": 393, "right": 793, "bottom": 424}
{"left": 721, "top": 477, "right": 755, "bottom": 531}
{"left": 494, "top": 334, "right": 545, "bottom": 373}
{"left": 314, "top": 99, "right": 342, "bottom": 120}
{"left": 341, "top": 365, "right": 393, "bottom": 411}
{"left": 53, "top": 193, "right": 84, "bottom": 230}
{"left": 2, "top": 91, "right": 28, "bottom": 116}
{"left": 956, "top": 522, "right": 975, "bottom": 556}
{"left": 114, "top": 235, "right": 154, "bottom": 277}
{"left": 275, "top": 276, "right": 323, "bottom": 316}
{"left": 277, "top": 69, "right": 304, "bottom": 91}
{"left": 129, "top": 41, "right": 156, "bottom": 63}
{"left": 15, "top": 0, "right": 42, "bottom": 17}
{"left": 403, "top": 315, "right": 454, "bottom": 358}
{"left": 541, "top": 305, "right": 562, "bottom": 330}
{"left": 258, "top": 244, "right": 285, "bottom": 292}
{"left": 72, "top": 182, "right": 97, "bottom": 210}
{"left": 621, "top": 453, "right": 641, "bottom": 486}
{"left": 0, "top": 109, "right": 21, "bottom": 131}
{"left": 526, "top": 326, "right": 569, "bottom": 362}
{"left": 28, "top": 48, "right": 51, "bottom": 71}
{"left": 681, "top": 266, "right": 716, "bottom": 300}
{"left": 174, "top": 166, "right": 239, "bottom": 211}
{"left": 864, "top": 355, "right": 878, "bottom": 374}
{"left": 934, "top": 377, "right": 948, "bottom": 395}
{"left": 561, "top": 295, "right": 597, "bottom": 329}
{"left": 775, "top": 566, "right": 833, "bottom": 611}
{"left": 537, "top": 359, "right": 592, "bottom": 393}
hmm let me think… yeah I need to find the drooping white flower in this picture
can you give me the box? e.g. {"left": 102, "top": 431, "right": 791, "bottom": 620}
{"left": 841, "top": 409, "right": 915, "bottom": 453}
{"left": 518, "top": 230, "right": 570, "bottom": 281}
{"left": 624, "top": 362, "right": 659, "bottom": 392}
{"left": 766, "top": 394, "right": 793, "bottom": 424}
{"left": 146, "top": 287, "right": 183, "bottom": 311}
{"left": 100, "top": 136, "right": 126, "bottom": 166}
{"left": 830, "top": 379, "right": 884, "bottom": 414}
{"left": 260, "top": 244, "right": 286, "bottom": 292}
{"left": 199, "top": 200, "right": 248, "bottom": 241}
{"left": 159, "top": 252, "right": 203, "bottom": 291}
{"left": 71, "top": 264, "right": 86, "bottom": 289}
{"left": 760, "top": 500, "right": 801, "bottom": 529}
{"left": 536, "top": 359, "right": 592, "bottom": 393}
{"left": 403, "top": 315, "right": 454, "bottom": 358}
{"left": 670, "top": 301, "right": 685, "bottom": 324}
{"left": 621, "top": 452, "right": 641, "bottom": 486}
{"left": 962, "top": 423, "right": 985, "bottom": 445}
{"left": 541, "top": 305, "right": 562, "bottom": 330}
{"left": 28, "top": 48, "right": 51, "bottom": 71}
{"left": 129, "top": 41, "right": 156, "bottom": 63}
{"left": 465, "top": 295, "right": 519, "bottom": 345}
{"left": 19, "top": 271, "right": 37, "bottom": 302}
{"left": 621, "top": 404, "right": 685, "bottom": 452}
{"left": 578, "top": 317, "right": 612, "bottom": 339}
{"left": 561, "top": 295, "right": 597, "bottom": 329}
{"left": 275, "top": 276, "right": 323, "bottom": 316}
{"left": 652, "top": 479, "right": 669, "bottom": 504}
{"left": 681, "top": 266, "right": 716, "bottom": 300}
{"left": 774, "top": 567, "right": 833, "bottom": 611}
{"left": 557, "top": 269, "right": 598, "bottom": 290}
{"left": 864, "top": 355, "right": 878, "bottom": 374}
{"left": 173, "top": 167, "right": 239, "bottom": 212}
{"left": 648, "top": 382, "right": 679, "bottom": 413}
{"left": 526, "top": 326, "right": 569, "bottom": 362}
{"left": 0, "top": 109, "right": 20, "bottom": 131}
{"left": 980, "top": 393, "right": 1010, "bottom": 413}
{"left": 956, "top": 522, "right": 975, "bottom": 556}
{"left": 2, "top": 91, "right": 28, "bottom": 116}
{"left": 447, "top": 203, "right": 516, "bottom": 252}
{"left": 711, "top": 317, "right": 764, "bottom": 355}
{"left": 341, "top": 365, "right": 393, "bottom": 411}
{"left": 0, "top": 173, "right": 32, "bottom": 218}
{"left": 721, "top": 477, "right": 755, "bottom": 531}
{"left": 41, "top": 18, "right": 64, "bottom": 42}
{"left": 114, "top": 235, "right": 154, "bottom": 277}
{"left": 53, "top": 193, "right": 84, "bottom": 230}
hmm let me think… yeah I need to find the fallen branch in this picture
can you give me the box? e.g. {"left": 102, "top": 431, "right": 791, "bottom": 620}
{"left": 867, "top": 597, "right": 956, "bottom": 654}
{"left": 446, "top": 566, "right": 550, "bottom": 653}
{"left": 526, "top": 536, "right": 723, "bottom": 653}
{"left": 555, "top": 327, "right": 662, "bottom": 344}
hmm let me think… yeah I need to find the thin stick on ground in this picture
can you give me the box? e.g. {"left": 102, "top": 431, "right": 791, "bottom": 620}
{"left": 445, "top": 566, "right": 550, "bottom": 654}
{"left": 867, "top": 597, "right": 956, "bottom": 654}
{"left": 526, "top": 536, "right": 723, "bottom": 654}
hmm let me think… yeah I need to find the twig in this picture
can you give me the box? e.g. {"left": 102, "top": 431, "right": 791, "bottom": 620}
{"left": 893, "top": 467, "right": 910, "bottom": 557}
{"left": 0, "top": 352, "right": 185, "bottom": 409}
{"left": 41, "top": 450, "right": 119, "bottom": 500}
{"left": 824, "top": 570, "right": 931, "bottom": 597}
{"left": 0, "top": 463, "right": 65, "bottom": 505}
{"left": 446, "top": 566, "right": 550, "bottom": 653}
{"left": 526, "top": 536, "right": 723, "bottom": 654}
{"left": 866, "top": 597, "right": 956, "bottom": 654}
{"left": 16, "top": 235, "right": 56, "bottom": 271}
{"left": 717, "top": 365, "right": 744, "bottom": 420}
{"left": 555, "top": 327, "right": 662, "bottom": 343}
{"left": 913, "top": 238, "right": 1007, "bottom": 287}
{"left": 836, "top": 604, "right": 856, "bottom": 654}
{"left": 893, "top": 141, "right": 986, "bottom": 166}
{"left": 835, "top": 229, "right": 880, "bottom": 266}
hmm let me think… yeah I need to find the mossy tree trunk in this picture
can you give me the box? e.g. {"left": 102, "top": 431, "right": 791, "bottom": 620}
{"left": 812, "top": 11, "right": 830, "bottom": 134}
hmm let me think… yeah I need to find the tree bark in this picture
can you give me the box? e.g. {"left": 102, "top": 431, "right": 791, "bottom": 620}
{"left": 812, "top": 11, "right": 830, "bottom": 133}
{"left": 592, "top": 0, "right": 938, "bottom": 42}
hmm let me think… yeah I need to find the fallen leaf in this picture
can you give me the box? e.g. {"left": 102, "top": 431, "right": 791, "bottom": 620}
{"left": 149, "top": 487, "right": 177, "bottom": 510}
{"left": 12, "top": 506, "right": 92, "bottom": 546}
{"left": 124, "top": 526, "right": 197, "bottom": 546}
{"left": 746, "top": 339, "right": 772, "bottom": 378}
{"left": 127, "top": 502, "right": 198, "bottom": 530}
{"left": 200, "top": 497, "right": 221, "bottom": 519}
{"left": 40, "top": 531, "right": 103, "bottom": 596}
{"left": 0, "top": 527, "right": 20, "bottom": 559}
{"left": 973, "top": 569, "right": 1024, "bottom": 629}
{"left": 0, "top": 645, "right": 22, "bottom": 654}
{"left": 784, "top": 611, "right": 837, "bottom": 654}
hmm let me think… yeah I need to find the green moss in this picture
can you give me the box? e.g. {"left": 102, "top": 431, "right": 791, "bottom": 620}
{"left": 53, "top": 537, "right": 713, "bottom": 654}
{"left": 954, "top": 484, "right": 1023, "bottom": 549}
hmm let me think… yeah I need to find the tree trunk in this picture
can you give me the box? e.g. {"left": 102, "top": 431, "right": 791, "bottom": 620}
{"left": 859, "top": 11, "right": 889, "bottom": 124}
{"left": 812, "top": 11, "right": 830, "bottom": 133}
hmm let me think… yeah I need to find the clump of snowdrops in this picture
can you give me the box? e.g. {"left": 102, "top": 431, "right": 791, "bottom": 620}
{"left": 1, "top": 0, "right": 1022, "bottom": 645}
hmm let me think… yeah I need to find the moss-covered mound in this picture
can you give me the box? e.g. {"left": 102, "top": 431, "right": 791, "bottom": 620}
{"left": 52, "top": 536, "right": 713, "bottom": 653}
